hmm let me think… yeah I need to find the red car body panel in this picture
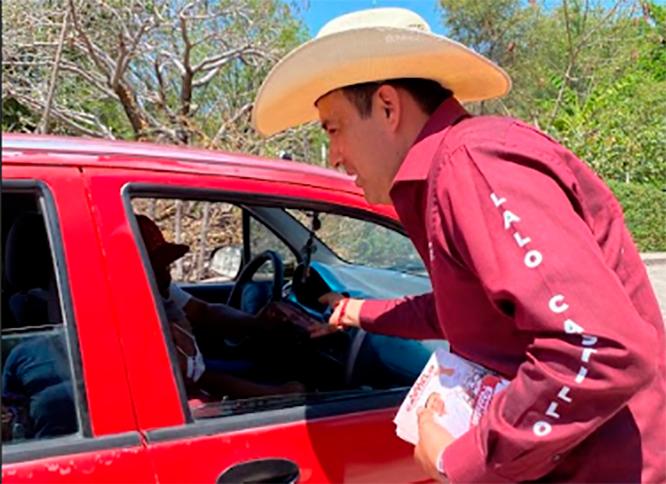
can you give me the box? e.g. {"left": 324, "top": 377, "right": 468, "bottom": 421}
{"left": 1, "top": 134, "right": 431, "bottom": 483}
{"left": 2, "top": 444, "right": 155, "bottom": 483}
{"left": 147, "top": 409, "right": 422, "bottom": 483}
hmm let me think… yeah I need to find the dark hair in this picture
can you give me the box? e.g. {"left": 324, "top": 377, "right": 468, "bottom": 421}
{"left": 341, "top": 78, "right": 452, "bottom": 118}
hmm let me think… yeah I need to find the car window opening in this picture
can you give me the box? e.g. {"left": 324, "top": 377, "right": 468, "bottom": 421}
{"left": 129, "top": 195, "right": 443, "bottom": 422}
{"left": 2, "top": 190, "right": 82, "bottom": 446}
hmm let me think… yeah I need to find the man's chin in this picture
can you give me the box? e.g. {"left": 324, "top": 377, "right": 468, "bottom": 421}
{"left": 363, "top": 190, "right": 392, "bottom": 206}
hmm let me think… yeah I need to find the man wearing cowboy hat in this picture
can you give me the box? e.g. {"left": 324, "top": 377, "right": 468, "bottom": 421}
{"left": 252, "top": 7, "right": 665, "bottom": 483}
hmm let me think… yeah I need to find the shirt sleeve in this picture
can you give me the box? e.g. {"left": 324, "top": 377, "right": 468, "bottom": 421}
{"left": 359, "top": 292, "right": 446, "bottom": 340}
{"left": 169, "top": 282, "right": 192, "bottom": 310}
{"left": 2, "top": 349, "right": 20, "bottom": 397}
{"left": 435, "top": 142, "right": 658, "bottom": 482}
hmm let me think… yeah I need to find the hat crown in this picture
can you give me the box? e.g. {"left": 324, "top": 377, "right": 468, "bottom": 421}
{"left": 316, "top": 7, "right": 430, "bottom": 38}
{"left": 136, "top": 215, "right": 168, "bottom": 254}
{"left": 252, "top": 7, "right": 511, "bottom": 136}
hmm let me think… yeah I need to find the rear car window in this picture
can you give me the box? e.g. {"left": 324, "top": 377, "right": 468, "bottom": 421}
{"left": 2, "top": 190, "right": 83, "bottom": 446}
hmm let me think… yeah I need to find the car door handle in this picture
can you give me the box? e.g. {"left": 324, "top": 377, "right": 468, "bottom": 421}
{"left": 217, "top": 458, "right": 300, "bottom": 483}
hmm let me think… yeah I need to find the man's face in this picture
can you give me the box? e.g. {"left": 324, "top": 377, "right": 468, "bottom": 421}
{"left": 317, "top": 89, "right": 400, "bottom": 205}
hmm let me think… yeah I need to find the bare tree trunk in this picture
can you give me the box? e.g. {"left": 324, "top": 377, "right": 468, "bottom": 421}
{"left": 38, "top": 11, "right": 69, "bottom": 134}
{"left": 115, "top": 83, "right": 150, "bottom": 140}
{"left": 196, "top": 202, "right": 211, "bottom": 280}
{"left": 3, "top": 0, "right": 305, "bottom": 155}
{"left": 174, "top": 199, "right": 183, "bottom": 280}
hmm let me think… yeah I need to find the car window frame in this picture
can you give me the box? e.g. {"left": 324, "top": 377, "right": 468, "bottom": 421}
{"left": 124, "top": 184, "right": 411, "bottom": 258}
{"left": 1, "top": 181, "right": 142, "bottom": 464}
{"left": 122, "top": 183, "right": 413, "bottom": 432}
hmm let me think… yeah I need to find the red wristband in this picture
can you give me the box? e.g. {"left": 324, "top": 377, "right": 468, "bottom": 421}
{"left": 335, "top": 298, "right": 350, "bottom": 326}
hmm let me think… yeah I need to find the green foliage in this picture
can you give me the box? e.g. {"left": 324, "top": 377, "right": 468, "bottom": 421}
{"left": 607, "top": 180, "right": 666, "bottom": 251}
{"left": 1, "top": 98, "right": 36, "bottom": 132}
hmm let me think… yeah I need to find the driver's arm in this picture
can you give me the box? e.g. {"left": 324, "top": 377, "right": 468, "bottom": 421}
{"left": 183, "top": 297, "right": 269, "bottom": 338}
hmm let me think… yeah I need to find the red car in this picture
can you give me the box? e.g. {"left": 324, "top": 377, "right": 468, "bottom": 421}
{"left": 1, "top": 134, "right": 444, "bottom": 482}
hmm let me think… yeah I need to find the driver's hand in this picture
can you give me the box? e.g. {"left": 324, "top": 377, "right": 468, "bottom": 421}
{"left": 255, "top": 302, "right": 291, "bottom": 328}
{"left": 318, "top": 292, "right": 345, "bottom": 308}
{"left": 259, "top": 302, "right": 327, "bottom": 339}
{"left": 318, "top": 292, "right": 363, "bottom": 329}
{"left": 1, "top": 405, "right": 14, "bottom": 425}
{"left": 308, "top": 321, "right": 341, "bottom": 339}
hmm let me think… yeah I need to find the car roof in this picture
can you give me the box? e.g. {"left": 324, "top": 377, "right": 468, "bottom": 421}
{"left": 1, "top": 133, "right": 359, "bottom": 194}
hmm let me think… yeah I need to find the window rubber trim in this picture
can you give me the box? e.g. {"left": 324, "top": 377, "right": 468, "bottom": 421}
{"left": 2, "top": 432, "right": 142, "bottom": 465}
{"left": 146, "top": 388, "right": 406, "bottom": 444}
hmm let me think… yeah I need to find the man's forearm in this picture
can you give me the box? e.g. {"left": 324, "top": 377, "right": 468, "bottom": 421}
{"left": 185, "top": 298, "right": 262, "bottom": 337}
{"left": 359, "top": 292, "right": 445, "bottom": 340}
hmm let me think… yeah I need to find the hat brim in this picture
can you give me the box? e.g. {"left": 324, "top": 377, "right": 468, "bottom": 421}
{"left": 252, "top": 27, "right": 511, "bottom": 137}
{"left": 151, "top": 243, "right": 189, "bottom": 267}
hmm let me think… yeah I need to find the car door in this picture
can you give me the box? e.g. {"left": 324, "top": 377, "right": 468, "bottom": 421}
{"left": 1, "top": 164, "right": 156, "bottom": 482}
{"left": 83, "top": 165, "right": 433, "bottom": 483}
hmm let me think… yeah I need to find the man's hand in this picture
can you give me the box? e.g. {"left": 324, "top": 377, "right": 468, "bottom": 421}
{"left": 414, "top": 406, "right": 455, "bottom": 482}
{"left": 308, "top": 322, "right": 342, "bottom": 338}
{"left": 318, "top": 291, "right": 345, "bottom": 308}
{"left": 255, "top": 302, "right": 291, "bottom": 328}
{"left": 318, "top": 292, "right": 363, "bottom": 328}
{"left": 1, "top": 405, "right": 14, "bottom": 441}
{"left": 1, "top": 405, "right": 14, "bottom": 426}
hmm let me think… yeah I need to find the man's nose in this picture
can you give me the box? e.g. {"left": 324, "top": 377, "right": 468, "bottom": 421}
{"left": 328, "top": 144, "right": 343, "bottom": 170}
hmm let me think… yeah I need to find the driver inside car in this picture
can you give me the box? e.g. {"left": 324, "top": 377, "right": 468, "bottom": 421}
{"left": 135, "top": 214, "right": 305, "bottom": 399}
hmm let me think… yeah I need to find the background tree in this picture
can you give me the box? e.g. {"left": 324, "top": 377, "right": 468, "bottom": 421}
{"left": 3, "top": 0, "right": 664, "bottom": 249}
{"left": 2, "top": 0, "right": 325, "bottom": 161}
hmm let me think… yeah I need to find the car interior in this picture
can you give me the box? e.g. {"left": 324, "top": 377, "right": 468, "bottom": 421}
{"left": 0, "top": 187, "right": 445, "bottom": 436}
{"left": 130, "top": 195, "right": 445, "bottom": 418}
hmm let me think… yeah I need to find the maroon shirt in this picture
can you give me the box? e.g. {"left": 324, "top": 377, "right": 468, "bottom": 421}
{"left": 360, "top": 98, "right": 666, "bottom": 482}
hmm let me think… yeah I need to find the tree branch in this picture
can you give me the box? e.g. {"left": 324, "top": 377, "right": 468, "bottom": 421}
{"left": 38, "top": 11, "right": 69, "bottom": 134}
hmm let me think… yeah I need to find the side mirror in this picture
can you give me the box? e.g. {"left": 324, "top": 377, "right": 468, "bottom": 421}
{"left": 210, "top": 246, "right": 242, "bottom": 280}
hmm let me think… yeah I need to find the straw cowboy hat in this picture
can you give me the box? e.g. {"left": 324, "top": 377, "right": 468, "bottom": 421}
{"left": 252, "top": 7, "right": 511, "bottom": 137}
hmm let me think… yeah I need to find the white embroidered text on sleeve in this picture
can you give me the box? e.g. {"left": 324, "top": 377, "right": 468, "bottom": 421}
{"left": 490, "top": 192, "right": 600, "bottom": 438}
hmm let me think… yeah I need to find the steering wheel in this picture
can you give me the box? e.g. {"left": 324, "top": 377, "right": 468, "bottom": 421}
{"left": 227, "top": 250, "right": 284, "bottom": 310}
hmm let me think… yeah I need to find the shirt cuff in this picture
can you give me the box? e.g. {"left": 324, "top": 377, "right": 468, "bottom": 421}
{"left": 358, "top": 298, "right": 392, "bottom": 329}
{"left": 442, "top": 429, "right": 507, "bottom": 483}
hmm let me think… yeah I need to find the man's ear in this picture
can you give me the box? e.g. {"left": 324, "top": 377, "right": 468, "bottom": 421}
{"left": 375, "top": 84, "right": 401, "bottom": 132}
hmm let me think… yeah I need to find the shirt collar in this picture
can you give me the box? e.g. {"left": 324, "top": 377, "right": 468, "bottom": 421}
{"left": 391, "top": 97, "right": 470, "bottom": 185}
